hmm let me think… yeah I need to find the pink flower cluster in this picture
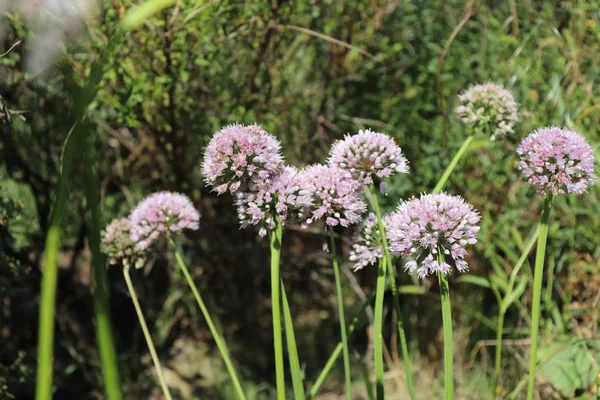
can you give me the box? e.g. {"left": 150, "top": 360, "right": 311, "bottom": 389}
{"left": 235, "top": 167, "right": 312, "bottom": 236}
{"left": 387, "top": 193, "right": 480, "bottom": 278}
{"left": 517, "top": 127, "right": 595, "bottom": 195}
{"left": 101, "top": 218, "right": 145, "bottom": 269}
{"left": 129, "top": 192, "right": 200, "bottom": 250}
{"left": 455, "top": 83, "right": 518, "bottom": 139}
{"left": 349, "top": 213, "right": 387, "bottom": 271}
{"left": 300, "top": 164, "right": 366, "bottom": 227}
{"left": 329, "top": 129, "right": 409, "bottom": 185}
{"left": 202, "top": 124, "right": 284, "bottom": 194}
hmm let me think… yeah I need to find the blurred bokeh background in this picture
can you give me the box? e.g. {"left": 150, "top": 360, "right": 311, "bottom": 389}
{"left": 1, "top": 0, "right": 599, "bottom": 398}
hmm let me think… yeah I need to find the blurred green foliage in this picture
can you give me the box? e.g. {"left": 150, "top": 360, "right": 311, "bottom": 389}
{"left": 1, "top": 0, "right": 599, "bottom": 398}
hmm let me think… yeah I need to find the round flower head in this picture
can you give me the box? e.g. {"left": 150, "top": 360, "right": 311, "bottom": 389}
{"left": 300, "top": 164, "right": 366, "bottom": 227}
{"left": 455, "top": 83, "right": 518, "bottom": 139}
{"left": 517, "top": 127, "right": 595, "bottom": 195}
{"left": 101, "top": 218, "right": 145, "bottom": 269}
{"left": 329, "top": 129, "right": 409, "bottom": 185}
{"left": 349, "top": 212, "right": 390, "bottom": 271}
{"left": 235, "top": 166, "right": 313, "bottom": 237}
{"left": 202, "top": 123, "right": 285, "bottom": 194}
{"left": 387, "top": 193, "right": 480, "bottom": 278}
{"left": 129, "top": 192, "right": 200, "bottom": 250}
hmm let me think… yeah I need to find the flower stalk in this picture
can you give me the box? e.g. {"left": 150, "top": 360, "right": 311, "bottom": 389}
{"left": 268, "top": 222, "right": 286, "bottom": 400}
{"left": 438, "top": 268, "right": 454, "bottom": 400}
{"left": 170, "top": 238, "right": 247, "bottom": 400}
{"left": 369, "top": 184, "right": 416, "bottom": 400}
{"left": 526, "top": 194, "right": 553, "bottom": 400}
{"left": 123, "top": 266, "right": 173, "bottom": 400}
{"left": 329, "top": 226, "right": 353, "bottom": 400}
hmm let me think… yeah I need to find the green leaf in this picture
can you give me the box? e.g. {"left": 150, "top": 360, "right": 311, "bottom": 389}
{"left": 537, "top": 341, "right": 600, "bottom": 398}
{"left": 455, "top": 275, "right": 491, "bottom": 289}
{"left": 281, "top": 282, "right": 305, "bottom": 400}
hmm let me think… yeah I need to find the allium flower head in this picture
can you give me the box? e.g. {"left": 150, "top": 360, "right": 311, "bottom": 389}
{"left": 517, "top": 127, "right": 595, "bottom": 195}
{"left": 349, "top": 213, "right": 389, "bottom": 271}
{"left": 101, "top": 218, "right": 145, "bottom": 269}
{"left": 130, "top": 192, "right": 200, "bottom": 250}
{"left": 235, "top": 166, "right": 312, "bottom": 237}
{"left": 329, "top": 129, "right": 409, "bottom": 185}
{"left": 300, "top": 164, "right": 366, "bottom": 227}
{"left": 202, "top": 123, "right": 284, "bottom": 194}
{"left": 387, "top": 193, "right": 480, "bottom": 278}
{"left": 455, "top": 83, "right": 518, "bottom": 139}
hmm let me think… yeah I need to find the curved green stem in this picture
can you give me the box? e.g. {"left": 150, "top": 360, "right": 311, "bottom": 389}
{"left": 308, "top": 290, "right": 375, "bottom": 399}
{"left": 281, "top": 280, "right": 305, "bottom": 400}
{"left": 494, "top": 226, "right": 540, "bottom": 394}
{"left": 374, "top": 258, "right": 387, "bottom": 399}
{"left": 369, "top": 185, "right": 416, "bottom": 400}
{"left": 433, "top": 135, "right": 475, "bottom": 193}
{"left": 123, "top": 267, "right": 172, "bottom": 400}
{"left": 526, "top": 195, "right": 553, "bottom": 400}
{"left": 329, "top": 226, "right": 353, "bottom": 400}
{"left": 170, "top": 239, "right": 247, "bottom": 400}
{"left": 438, "top": 271, "right": 454, "bottom": 400}
{"left": 269, "top": 223, "right": 286, "bottom": 400}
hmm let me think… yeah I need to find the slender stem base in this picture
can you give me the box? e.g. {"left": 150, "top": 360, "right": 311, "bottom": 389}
{"left": 526, "top": 195, "right": 553, "bottom": 400}
{"left": 373, "top": 259, "right": 387, "bottom": 400}
{"left": 84, "top": 138, "right": 122, "bottom": 400}
{"left": 281, "top": 280, "right": 306, "bottom": 400}
{"left": 329, "top": 227, "right": 353, "bottom": 400}
{"left": 123, "top": 267, "right": 173, "bottom": 400}
{"left": 170, "top": 239, "right": 247, "bottom": 400}
{"left": 369, "top": 185, "right": 416, "bottom": 400}
{"left": 433, "top": 135, "right": 474, "bottom": 193}
{"left": 494, "top": 310, "right": 505, "bottom": 396}
{"left": 269, "top": 223, "right": 286, "bottom": 400}
{"left": 438, "top": 272, "right": 454, "bottom": 400}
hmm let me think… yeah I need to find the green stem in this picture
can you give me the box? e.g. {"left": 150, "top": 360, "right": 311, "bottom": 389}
{"left": 170, "top": 239, "right": 247, "bottom": 400}
{"left": 35, "top": 2, "right": 181, "bottom": 396}
{"left": 373, "top": 258, "right": 387, "bottom": 400}
{"left": 329, "top": 226, "right": 353, "bottom": 400}
{"left": 494, "top": 226, "right": 540, "bottom": 394}
{"left": 308, "top": 290, "right": 376, "bottom": 399}
{"left": 494, "top": 310, "right": 505, "bottom": 397}
{"left": 83, "top": 134, "right": 122, "bottom": 400}
{"left": 526, "top": 194, "right": 553, "bottom": 400}
{"left": 269, "top": 222, "right": 286, "bottom": 400}
{"left": 433, "top": 135, "right": 475, "bottom": 193}
{"left": 438, "top": 271, "right": 454, "bottom": 400}
{"left": 281, "top": 280, "right": 306, "bottom": 400}
{"left": 123, "top": 267, "right": 172, "bottom": 400}
{"left": 369, "top": 185, "right": 416, "bottom": 400}
{"left": 36, "top": 125, "right": 85, "bottom": 400}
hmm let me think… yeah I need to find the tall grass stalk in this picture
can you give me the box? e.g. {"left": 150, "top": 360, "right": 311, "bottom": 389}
{"left": 35, "top": 2, "right": 181, "bottom": 398}
{"left": 281, "top": 281, "right": 305, "bottom": 400}
{"left": 526, "top": 195, "right": 553, "bottom": 400}
{"left": 269, "top": 222, "right": 286, "bottom": 400}
{"left": 123, "top": 266, "right": 173, "bottom": 400}
{"left": 308, "top": 290, "right": 375, "bottom": 399}
{"left": 438, "top": 266, "right": 454, "bottom": 400}
{"left": 328, "top": 226, "right": 353, "bottom": 400}
{"left": 494, "top": 226, "right": 539, "bottom": 394}
{"left": 433, "top": 135, "right": 475, "bottom": 193}
{"left": 83, "top": 138, "right": 122, "bottom": 400}
{"left": 369, "top": 184, "right": 416, "bottom": 400}
{"left": 170, "top": 238, "right": 247, "bottom": 400}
